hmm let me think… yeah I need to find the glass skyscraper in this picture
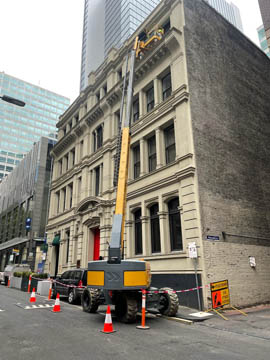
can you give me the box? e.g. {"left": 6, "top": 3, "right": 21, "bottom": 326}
{"left": 80, "top": 0, "right": 160, "bottom": 91}
{"left": 205, "top": 0, "right": 243, "bottom": 32}
{"left": 104, "top": 0, "right": 160, "bottom": 55}
{"left": 0, "top": 72, "right": 70, "bottom": 179}
{"left": 257, "top": 25, "right": 270, "bottom": 57}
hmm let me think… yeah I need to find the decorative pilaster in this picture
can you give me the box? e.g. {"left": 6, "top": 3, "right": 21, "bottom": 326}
{"left": 155, "top": 127, "right": 164, "bottom": 169}
{"left": 139, "top": 139, "right": 146, "bottom": 176}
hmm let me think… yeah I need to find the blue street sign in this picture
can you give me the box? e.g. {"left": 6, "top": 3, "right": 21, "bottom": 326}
{"left": 207, "top": 235, "right": 220, "bottom": 241}
{"left": 25, "top": 217, "right": 31, "bottom": 230}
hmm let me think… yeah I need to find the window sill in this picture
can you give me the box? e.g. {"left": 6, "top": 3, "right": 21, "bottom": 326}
{"left": 130, "top": 252, "right": 187, "bottom": 261}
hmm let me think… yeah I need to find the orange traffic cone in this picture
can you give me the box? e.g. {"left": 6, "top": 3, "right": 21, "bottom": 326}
{"left": 30, "top": 288, "right": 36, "bottom": 303}
{"left": 52, "top": 293, "right": 61, "bottom": 312}
{"left": 101, "top": 305, "right": 116, "bottom": 333}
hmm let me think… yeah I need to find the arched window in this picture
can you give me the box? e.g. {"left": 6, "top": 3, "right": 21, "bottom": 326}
{"left": 168, "top": 198, "right": 182, "bottom": 250}
{"left": 134, "top": 209, "right": 142, "bottom": 255}
{"left": 150, "top": 204, "right": 161, "bottom": 253}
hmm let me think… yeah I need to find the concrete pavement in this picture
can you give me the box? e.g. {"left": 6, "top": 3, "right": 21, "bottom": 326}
{"left": 1, "top": 284, "right": 270, "bottom": 360}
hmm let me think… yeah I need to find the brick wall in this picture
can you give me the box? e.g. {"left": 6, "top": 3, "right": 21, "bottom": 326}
{"left": 183, "top": 0, "right": 270, "bottom": 306}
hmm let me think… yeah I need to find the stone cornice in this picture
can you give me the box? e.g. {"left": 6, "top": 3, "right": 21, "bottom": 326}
{"left": 52, "top": 133, "right": 76, "bottom": 157}
{"left": 74, "top": 123, "right": 87, "bottom": 138}
{"left": 46, "top": 213, "right": 77, "bottom": 230}
{"left": 126, "top": 163, "right": 196, "bottom": 201}
{"left": 85, "top": 104, "right": 104, "bottom": 127}
{"left": 175, "top": 166, "right": 196, "bottom": 181}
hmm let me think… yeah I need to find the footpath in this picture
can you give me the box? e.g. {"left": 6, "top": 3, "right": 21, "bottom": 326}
{"left": 173, "top": 304, "right": 270, "bottom": 341}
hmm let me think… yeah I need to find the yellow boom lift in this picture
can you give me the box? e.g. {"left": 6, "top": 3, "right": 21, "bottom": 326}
{"left": 82, "top": 33, "right": 179, "bottom": 323}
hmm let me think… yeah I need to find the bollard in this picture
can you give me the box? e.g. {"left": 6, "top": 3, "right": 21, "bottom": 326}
{"left": 27, "top": 275, "right": 32, "bottom": 293}
{"left": 48, "top": 278, "right": 52, "bottom": 300}
{"left": 7, "top": 276, "right": 10, "bottom": 288}
{"left": 136, "top": 289, "right": 150, "bottom": 330}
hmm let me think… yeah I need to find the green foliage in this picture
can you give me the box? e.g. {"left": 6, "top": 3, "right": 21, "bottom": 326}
{"left": 13, "top": 272, "right": 22, "bottom": 278}
{"left": 13, "top": 271, "right": 32, "bottom": 278}
{"left": 31, "top": 273, "right": 48, "bottom": 279}
{"left": 22, "top": 271, "right": 32, "bottom": 278}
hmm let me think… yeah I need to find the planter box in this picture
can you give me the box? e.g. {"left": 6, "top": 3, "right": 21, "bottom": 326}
{"left": 30, "top": 278, "right": 45, "bottom": 292}
{"left": 21, "top": 277, "right": 30, "bottom": 292}
{"left": 37, "top": 280, "right": 51, "bottom": 296}
{"left": 10, "top": 276, "right": 22, "bottom": 289}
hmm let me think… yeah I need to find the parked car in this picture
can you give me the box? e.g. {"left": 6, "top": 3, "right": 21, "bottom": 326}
{"left": 3, "top": 264, "right": 31, "bottom": 286}
{"left": 52, "top": 269, "right": 87, "bottom": 304}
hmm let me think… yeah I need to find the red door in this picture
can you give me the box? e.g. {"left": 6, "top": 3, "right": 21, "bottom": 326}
{"left": 93, "top": 228, "right": 100, "bottom": 260}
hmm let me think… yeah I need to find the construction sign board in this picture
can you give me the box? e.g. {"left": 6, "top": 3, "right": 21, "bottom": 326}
{"left": 210, "top": 280, "right": 230, "bottom": 309}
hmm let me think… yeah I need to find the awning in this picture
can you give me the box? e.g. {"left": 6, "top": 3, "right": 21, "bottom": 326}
{"left": 52, "top": 235, "right": 60, "bottom": 246}
{"left": 0, "top": 237, "right": 28, "bottom": 251}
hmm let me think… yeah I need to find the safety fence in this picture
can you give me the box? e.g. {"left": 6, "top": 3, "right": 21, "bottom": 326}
{"left": 30, "top": 276, "right": 209, "bottom": 293}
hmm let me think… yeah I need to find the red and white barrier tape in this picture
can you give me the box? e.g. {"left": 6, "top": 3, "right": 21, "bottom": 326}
{"left": 29, "top": 276, "right": 86, "bottom": 289}
{"left": 30, "top": 276, "right": 209, "bottom": 293}
{"left": 145, "top": 284, "right": 209, "bottom": 294}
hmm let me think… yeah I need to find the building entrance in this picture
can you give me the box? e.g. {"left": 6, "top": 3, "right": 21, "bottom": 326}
{"left": 93, "top": 228, "right": 100, "bottom": 260}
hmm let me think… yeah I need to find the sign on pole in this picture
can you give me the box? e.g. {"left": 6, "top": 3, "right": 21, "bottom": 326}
{"left": 188, "top": 242, "right": 198, "bottom": 258}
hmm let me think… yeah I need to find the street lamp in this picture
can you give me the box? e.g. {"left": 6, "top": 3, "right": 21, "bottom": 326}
{"left": 0, "top": 94, "right": 25, "bottom": 107}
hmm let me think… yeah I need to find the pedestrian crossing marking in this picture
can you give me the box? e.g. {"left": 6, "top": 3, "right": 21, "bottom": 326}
{"left": 16, "top": 303, "right": 54, "bottom": 310}
{"left": 24, "top": 304, "right": 53, "bottom": 310}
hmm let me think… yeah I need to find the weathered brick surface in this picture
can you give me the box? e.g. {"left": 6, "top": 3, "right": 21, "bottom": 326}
{"left": 183, "top": 0, "right": 270, "bottom": 305}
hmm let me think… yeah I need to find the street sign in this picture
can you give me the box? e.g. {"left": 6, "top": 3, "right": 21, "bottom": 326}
{"left": 210, "top": 280, "right": 230, "bottom": 309}
{"left": 25, "top": 217, "right": 31, "bottom": 230}
{"left": 188, "top": 242, "right": 198, "bottom": 258}
{"left": 207, "top": 235, "right": 220, "bottom": 241}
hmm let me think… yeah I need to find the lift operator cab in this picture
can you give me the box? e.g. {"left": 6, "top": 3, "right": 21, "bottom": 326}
{"left": 82, "top": 33, "right": 179, "bottom": 323}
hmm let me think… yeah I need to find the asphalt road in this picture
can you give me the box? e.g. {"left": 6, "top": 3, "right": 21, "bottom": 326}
{"left": 0, "top": 285, "right": 269, "bottom": 360}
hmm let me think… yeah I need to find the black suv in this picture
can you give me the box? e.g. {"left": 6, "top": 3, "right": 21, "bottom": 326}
{"left": 52, "top": 269, "right": 87, "bottom": 304}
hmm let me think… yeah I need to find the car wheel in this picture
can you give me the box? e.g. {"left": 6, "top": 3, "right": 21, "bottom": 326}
{"left": 68, "top": 289, "right": 75, "bottom": 304}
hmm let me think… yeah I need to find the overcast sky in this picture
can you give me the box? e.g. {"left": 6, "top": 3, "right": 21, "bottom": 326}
{"left": 0, "top": 0, "right": 263, "bottom": 104}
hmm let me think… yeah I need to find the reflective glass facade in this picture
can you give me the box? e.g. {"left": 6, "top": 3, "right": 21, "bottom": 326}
{"left": 80, "top": 0, "right": 105, "bottom": 91}
{"left": 205, "top": 0, "right": 243, "bottom": 32}
{"left": 80, "top": 0, "right": 160, "bottom": 91}
{"left": 0, "top": 72, "right": 70, "bottom": 178}
{"left": 104, "top": 0, "right": 160, "bottom": 55}
{"left": 257, "top": 25, "right": 270, "bottom": 57}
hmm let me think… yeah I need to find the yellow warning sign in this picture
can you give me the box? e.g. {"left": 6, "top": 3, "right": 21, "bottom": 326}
{"left": 210, "top": 280, "right": 230, "bottom": 309}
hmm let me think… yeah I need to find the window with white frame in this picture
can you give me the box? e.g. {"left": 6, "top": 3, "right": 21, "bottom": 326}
{"left": 146, "top": 85, "right": 154, "bottom": 112}
{"left": 133, "top": 145, "right": 140, "bottom": 179}
{"left": 150, "top": 203, "right": 161, "bottom": 253}
{"left": 168, "top": 198, "right": 182, "bottom": 250}
{"left": 133, "top": 97, "right": 139, "bottom": 122}
{"left": 164, "top": 124, "right": 176, "bottom": 164}
{"left": 134, "top": 209, "right": 142, "bottom": 255}
{"left": 162, "top": 72, "right": 172, "bottom": 101}
{"left": 93, "top": 124, "right": 103, "bottom": 152}
{"left": 148, "top": 135, "right": 156, "bottom": 172}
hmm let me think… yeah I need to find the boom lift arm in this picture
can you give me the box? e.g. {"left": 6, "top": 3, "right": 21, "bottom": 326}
{"left": 109, "top": 37, "right": 138, "bottom": 264}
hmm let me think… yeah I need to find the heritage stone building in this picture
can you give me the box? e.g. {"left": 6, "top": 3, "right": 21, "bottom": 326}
{"left": 45, "top": 0, "right": 270, "bottom": 309}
